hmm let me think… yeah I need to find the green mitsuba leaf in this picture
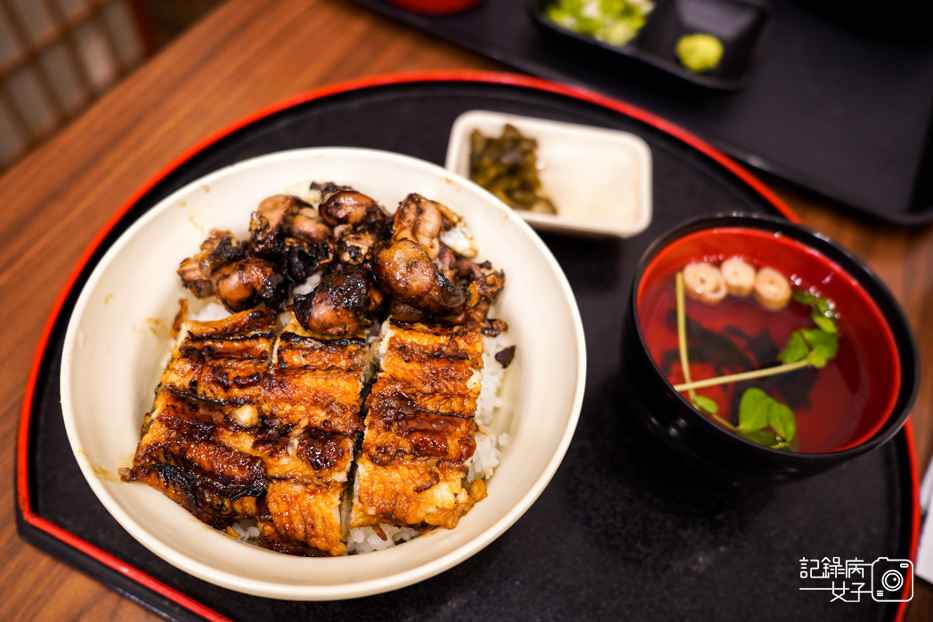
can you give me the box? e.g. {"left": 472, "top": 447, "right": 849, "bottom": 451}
{"left": 812, "top": 313, "right": 837, "bottom": 334}
{"left": 740, "top": 428, "right": 782, "bottom": 447}
{"left": 778, "top": 331, "right": 810, "bottom": 364}
{"left": 778, "top": 325, "right": 839, "bottom": 369}
{"left": 737, "top": 387, "right": 798, "bottom": 447}
{"left": 794, "top": 289, "right": 838, "bottom": 332}
{"left": 815, "top": 297, "right": 837, "bottom": 321}
{"left": 801, "top": 328, "right": 839, "bottom": 361}
{"left": 691, "top": 395, "right": 719, "bottom": 416}
{"left": 767, "top": 399, "right": 796, "bottom": 442}
{"left": 738, "top": 387, "right": 770, "bottom": 432}
{"left": 792, "top": 290, "right": 821, "bottom": 307}
{"left": 793, "top": 289, "right": 837, "bottom": 316}
{"left": 791, "top": 289, "right": 820, "bottom": 307}
{"left": 806, "top": 350, "right": 828, "bottom": 368}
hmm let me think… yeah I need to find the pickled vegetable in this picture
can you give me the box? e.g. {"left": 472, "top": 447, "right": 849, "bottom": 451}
{"left": 469, "top": 125, "right": 557, "bottom": 214}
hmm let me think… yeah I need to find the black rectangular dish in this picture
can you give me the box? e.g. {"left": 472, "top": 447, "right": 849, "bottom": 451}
{"left": 529, "top": 0, "right": 773, "bottom": 90}
{"left": 350, "top": 0, "right": 933, "bottom": 225}
{"left": 16, "top": 74, "right": 918, "bottom": 622}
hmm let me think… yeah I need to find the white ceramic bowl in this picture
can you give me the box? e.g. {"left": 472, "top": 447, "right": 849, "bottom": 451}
{"left": 446, "top": 110, "right": 653, "bottom": 238}
{"left": 60, "top": 148, "right": 586, "bottom": 600}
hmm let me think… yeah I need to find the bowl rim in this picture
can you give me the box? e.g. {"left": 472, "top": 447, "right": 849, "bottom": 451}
{"left": 629, "top": 212, "right": 918, "bottom": 461}
{"left": 59, "top": 146, "right": 588, "bottom": 599}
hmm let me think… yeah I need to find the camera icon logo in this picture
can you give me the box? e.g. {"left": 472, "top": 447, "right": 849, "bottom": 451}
{"left": 871, "top": 558, "right": 913, "bottom": 602}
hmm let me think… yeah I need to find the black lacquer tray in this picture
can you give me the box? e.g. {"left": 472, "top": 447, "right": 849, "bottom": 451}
{"left": 351, "top": 0, "right": 933, "bottom": 225}
{"left": 16, "top": 73, "right": 918, "bottom": 622}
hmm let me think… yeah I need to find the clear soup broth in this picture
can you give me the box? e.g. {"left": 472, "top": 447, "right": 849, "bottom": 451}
{"left": 639, "top": 260, "right": 874, "bottom": 453}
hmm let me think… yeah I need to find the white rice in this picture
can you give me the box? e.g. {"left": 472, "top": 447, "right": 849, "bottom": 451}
{"left": 231, "top": 519, "right": 261, "bottom": 542}
{"left": 345, "top": 523, "right": 421, "bottom": 553}
{"left": 188, "top": 300, "right": 229, "bottom": 322}
{"left": 467, "top": 332, "right": 510, "bottom": 481}
{"left": 291, "top": 272, "right": 321, "bottom": 297}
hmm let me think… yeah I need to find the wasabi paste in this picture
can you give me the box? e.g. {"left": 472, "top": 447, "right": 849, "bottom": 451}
{"left": 676, "top": 33, "right": 723, "bottom": 73}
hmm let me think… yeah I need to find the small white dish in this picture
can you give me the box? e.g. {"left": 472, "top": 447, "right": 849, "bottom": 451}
{"left": 60, "top": 147, "right": 586, "bottom": 600}
{"left": 445, "top": 110, "right": 652, "bottom": 238}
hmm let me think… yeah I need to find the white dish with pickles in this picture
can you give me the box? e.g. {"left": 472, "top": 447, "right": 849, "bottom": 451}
{"left": 445, "top": 110, "right": 652, "bottom": 239}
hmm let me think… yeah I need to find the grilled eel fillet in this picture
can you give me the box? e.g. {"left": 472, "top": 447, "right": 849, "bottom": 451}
{"left": 257, "top": 317, "right": 369, "bottom": 555}
{"left": 122, "top": 308, "right": 369, "bottom": 556}
{"left": 349, "top": 320, "right": 486, "bottom": 531}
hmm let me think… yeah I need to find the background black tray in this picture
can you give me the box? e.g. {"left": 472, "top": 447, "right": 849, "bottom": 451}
{"left": 17, "top": 75, "right": 917, "bottom": 622}
{"left": 350, "top": 0, "right": 933, "bottom": 225}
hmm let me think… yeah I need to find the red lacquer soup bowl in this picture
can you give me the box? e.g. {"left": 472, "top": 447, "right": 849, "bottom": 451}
{"left": 621, "top": 214, "right": 918, "bottom": 484}
{"left": 386, "top": 0, "right": 485, "bottom": 14}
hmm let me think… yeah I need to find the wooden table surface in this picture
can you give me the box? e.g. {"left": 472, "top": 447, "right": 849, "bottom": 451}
{"left": 1, "top": 0, "right": 930, "bottom": 619}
